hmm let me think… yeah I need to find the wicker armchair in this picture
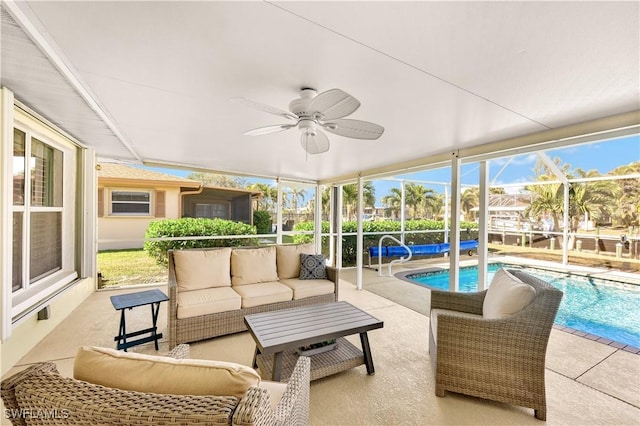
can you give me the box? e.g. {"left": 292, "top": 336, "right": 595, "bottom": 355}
{"left": 1, "top": 344, "right": 310, "bottom": 426}
{"left": 428, "top": 269, "right": 563, "bottom": 421}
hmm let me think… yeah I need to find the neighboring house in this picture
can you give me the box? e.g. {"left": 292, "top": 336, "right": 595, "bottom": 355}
{"left": 98, "top": 164, "right": 261, "bottom": 250}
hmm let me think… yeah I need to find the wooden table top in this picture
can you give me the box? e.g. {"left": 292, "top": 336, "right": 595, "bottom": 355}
{"left": 244, "top": 301, "right": 383, "bottom": 354}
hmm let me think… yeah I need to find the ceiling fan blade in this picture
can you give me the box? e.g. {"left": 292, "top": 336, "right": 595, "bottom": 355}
{"left": 244, "top": 124, "right": 296, "bottom": 136}
{"left": 309, "top": 89, "right": 360, "bottom": 120}
{"left": 321, "top": 119, "right": 384, "bottom": 140}
{"left": 231, "top": 97, "right": 298, "bottom": 121}
{"left": 300, "top": 130, "right": 330, "bottom": 154}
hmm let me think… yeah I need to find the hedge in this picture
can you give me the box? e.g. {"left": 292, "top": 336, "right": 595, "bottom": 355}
{"left": 293, "top": 219, "right": 478, "bottom": 266}
{"left": 253, "top": 210, "right": 272, "bottom": 234}
{"left": 144, "top": 217, "right": 257, "bottom": 266}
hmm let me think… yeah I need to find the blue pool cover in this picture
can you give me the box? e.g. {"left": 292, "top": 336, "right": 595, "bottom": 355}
{"left": 369, "top": 239, "right": 478, "bottom": 257}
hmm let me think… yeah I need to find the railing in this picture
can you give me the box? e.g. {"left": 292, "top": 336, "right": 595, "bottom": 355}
{"left": 375, "top": 235, "right": 412, "bottom": 277}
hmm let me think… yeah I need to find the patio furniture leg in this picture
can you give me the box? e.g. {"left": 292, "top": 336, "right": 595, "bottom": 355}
{"left": 535, "top": 408, "right": 546, "bottom": 421}
{"left": 360, "top": 332, "right": 375, "bottom": 375}
{"left": 150, "top": 302, "right": 161, "bottom": 350}
{"left": 119, "top": 309, "right": 128, "bottom": 351}
{"left": 272, "top": 352, "right": 283, "bottom": 381}
{"left": 252, "top": 346, "right": 259, "bottom": 369}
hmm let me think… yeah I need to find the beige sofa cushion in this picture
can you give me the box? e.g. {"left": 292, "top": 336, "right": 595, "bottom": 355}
{"left": 173, "top": 248, "right": 232, "bottom": 291}
{"left": 279, "top": 278, "right": 335, "bottom": 300}
{"left": 232, "top": 282, "right": 293, "bottom": 308}
{"left": 430, "top": 308, "right": 482, "bottom": 342}
{"left": 73, "top": 346, "right": 260, "bottom": 399}
{"left": 276, "top": 244, "right": 315, "bottom": 279}
{"left": 483, "top": 268, "right": 536, "bottom": 319}
{"left": 177, "top": 287, "right": 242, "bottom": 319}
{"left": 231, "top": 246, "right": 279, "bottom": 286}
{"left": 258, "top": 380, "right": 287, "bottom": 411}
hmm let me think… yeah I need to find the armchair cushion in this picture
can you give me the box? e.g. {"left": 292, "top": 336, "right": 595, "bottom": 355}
{"left": 73, "top": 346, "right": 260, "bottom": 399}
{"left": 258, "top": 380, "right": 288, "bottom": 411}
{"left": 231, "top": 246, "right": 279, "bottom": 285}
{"left": 173, "top": 248, "right": 232, "bottom": 291}
{"left": 483, "top": 268, "right": 536, "bottom": 319}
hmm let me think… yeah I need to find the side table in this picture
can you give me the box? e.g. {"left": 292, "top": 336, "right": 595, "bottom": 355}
{"left": 110, "top": 289, "right": 168, "bottom": 351}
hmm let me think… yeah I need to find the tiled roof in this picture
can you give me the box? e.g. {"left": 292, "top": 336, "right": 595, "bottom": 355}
{"left": 97, "top": 163, "right": 199, "bottom": 185}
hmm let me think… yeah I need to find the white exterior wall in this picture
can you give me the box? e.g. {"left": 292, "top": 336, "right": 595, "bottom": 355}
{"left": 0, "top": 277, "right": 94, "bottom": 376}
{"left": 97, "top": 186, "right": 182, "bottom": 251}
{"left": 1, "top": 91, "right": 97, "bottom": 375}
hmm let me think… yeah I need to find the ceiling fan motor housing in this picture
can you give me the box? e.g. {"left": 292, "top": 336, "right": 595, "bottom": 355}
{"left": 288, "top": 88, "right": 317, "bottom": 118}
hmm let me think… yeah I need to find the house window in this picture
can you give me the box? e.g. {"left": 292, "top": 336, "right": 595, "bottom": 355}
{"left": 11, "top": 123, "right": 77, "bottom": 305}
{"left": 195, "top": 202, "right": 229, "bottom": 219}
{"left": 111, "top": 191, "right": 151, "bottom": 215}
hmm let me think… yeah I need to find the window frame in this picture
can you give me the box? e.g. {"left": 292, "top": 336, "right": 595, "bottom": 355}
{"left": 194, "top": 201, "right": 231, "bottom": 219}
{"left": 9, "top": 117, "right": 78, "bottom": 319}
{"left": 109, "top": 189, "right": 153, "bottom": 216}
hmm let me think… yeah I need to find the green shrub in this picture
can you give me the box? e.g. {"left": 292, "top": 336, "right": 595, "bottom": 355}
{"left": 144, "top": 217, "right": 257, "bottom": 266}
{"left": 293, "top": 219, "right": 478, "bottom": 266}
{"left": 253, "top": 210, "right": 272, "bottom": 234}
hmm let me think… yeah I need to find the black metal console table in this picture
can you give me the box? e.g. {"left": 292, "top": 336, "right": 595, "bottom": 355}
{"left": 110, "top": 289, "right": 168, "bottom": 351}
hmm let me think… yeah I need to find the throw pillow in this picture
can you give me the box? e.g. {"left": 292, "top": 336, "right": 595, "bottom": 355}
{"left": 483, "top": 268, "right": 536, "bottom": 319}
{"left": 299, "top": 253, "right": 327, "bottom": 280}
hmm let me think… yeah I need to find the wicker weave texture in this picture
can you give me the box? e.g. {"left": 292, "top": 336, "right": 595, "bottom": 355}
{"left": 256, "top": 337, "right": 365, "bottom": 382}
{"left": 429, "top": 269, "right": 563, "bottom": 421}
{"left": 1, "top": 345, "right": 311, "bottom": 426}
{"left": 233, "top": 356, "right": 311, "bottom": 426}
{"left": 168, "top": 246, "right": 339, "bottom": 348}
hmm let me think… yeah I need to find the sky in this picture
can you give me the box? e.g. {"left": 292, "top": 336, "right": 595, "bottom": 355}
{"left": 141, "top": 134, "right": 639, "bottom": 206}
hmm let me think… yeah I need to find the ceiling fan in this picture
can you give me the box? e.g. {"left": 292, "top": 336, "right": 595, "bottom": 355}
{"left": 232, "top": 88, "right": 384, "bottom": 154}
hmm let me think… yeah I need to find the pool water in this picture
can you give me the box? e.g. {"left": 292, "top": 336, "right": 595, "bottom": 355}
{"left": 408, "top": 263, "right": 640, "bottom": 347}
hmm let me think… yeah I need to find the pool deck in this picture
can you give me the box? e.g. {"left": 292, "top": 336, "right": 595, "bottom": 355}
{"left": 2, "top": 254, "right": 638, "bottom": 425}
{"left": 364, "top": 254, "right": 640, "bottom": 353}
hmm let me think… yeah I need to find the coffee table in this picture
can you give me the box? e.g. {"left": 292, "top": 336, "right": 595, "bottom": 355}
{"left": 244, "top": 301, "right": 384, "bottom": 382}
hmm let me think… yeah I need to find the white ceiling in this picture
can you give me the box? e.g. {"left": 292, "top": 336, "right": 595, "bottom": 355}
{"left": 2, "top": 1, "right": 639, "bottom": 183}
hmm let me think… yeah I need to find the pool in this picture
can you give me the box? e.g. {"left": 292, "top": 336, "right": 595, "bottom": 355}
{"left": 405, "top": 263, "right": 640, "bottom": 348}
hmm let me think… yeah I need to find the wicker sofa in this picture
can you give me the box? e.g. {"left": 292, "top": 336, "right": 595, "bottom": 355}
{"left": 428, "top": 268, "right": 563, "bottom": 421}
{"left": 1, "top": 344, "right": 310, "bottom": 426}
{"left": 168, "top": 244, "right": 339, "bottom": 348}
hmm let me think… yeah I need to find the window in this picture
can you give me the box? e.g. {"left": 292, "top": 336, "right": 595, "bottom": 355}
{"left": 195, "top": 202, "right": 229, "bottom": 219}
{"left": 111, "top": 191, "right": 151, "bottom": 215}
{"left": 10, "top": 121, "right": 78, "bottom": 311}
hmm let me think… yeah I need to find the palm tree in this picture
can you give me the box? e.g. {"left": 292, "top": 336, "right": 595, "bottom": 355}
{"left": 524, "top": 176, "right": 564, "bottom": 230}
{"left": 382, "top": 187, "right": 402, "bottom": 219}
{"left": 424, "top": 192, "right": 444, "bottom": 219}
{"left": 341, "top": 182, "right": 375, "bottom": 220}
{"left": 248, "top": 183, "right": 277, "bottom": 212}
{"left": 404, "top": 183, "right": 429, "bottom": 218}
{"left": 610, "top": 162, "right": 640, "bottom": 227}
{"left": 568, "top": 168, "right": 617, "bottom": 231}
{"left": 288, "top": 187, "right": 307, "bottom": 213}
{"left": 460, "top": 187, "right": 479, "bottom": 221}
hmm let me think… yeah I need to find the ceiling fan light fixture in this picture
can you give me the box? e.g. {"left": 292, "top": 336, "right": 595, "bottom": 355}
{"left": 235, "top": 87, "right": 383, "bottom": 154}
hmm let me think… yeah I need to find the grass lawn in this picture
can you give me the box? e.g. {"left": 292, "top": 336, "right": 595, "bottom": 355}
{"left": 97, "top": 249, "right": 167, "bottom": 288}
